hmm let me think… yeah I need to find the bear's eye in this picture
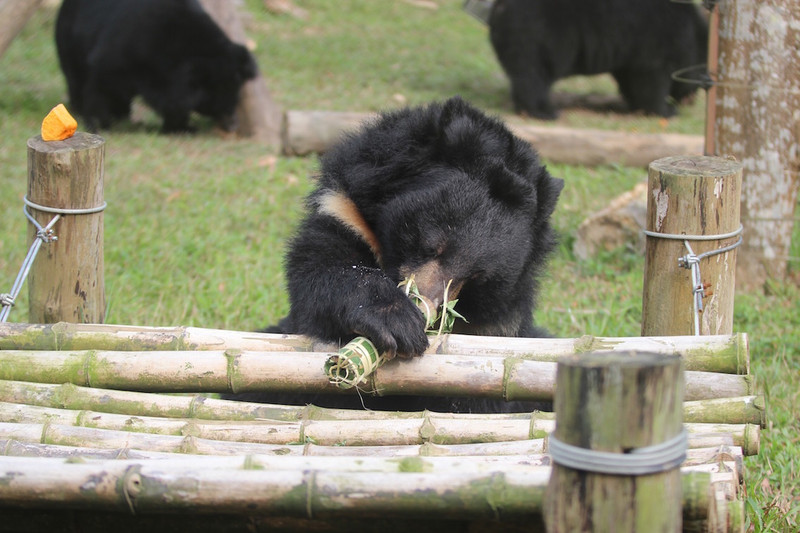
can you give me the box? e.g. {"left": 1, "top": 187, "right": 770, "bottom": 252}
{"left": 469, "top": 270, "right": 488, "bottom": 283}
{"left": 419, "top": 243, "right": 445, "bottom": 260}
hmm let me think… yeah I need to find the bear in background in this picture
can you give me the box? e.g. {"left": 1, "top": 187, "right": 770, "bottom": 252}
{"left": 55, "top": 0, "right": 257, "bottom": 133}
{"left": 258, "top": 97, "right": 563, "bottom": 413}
{"left": 489, "top": 0, "right": 708, "bottom": 120}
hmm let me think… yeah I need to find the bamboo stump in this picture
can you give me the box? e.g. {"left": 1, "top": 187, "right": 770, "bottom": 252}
{"left": 545, "top": 352, "right": 685, "bottom": 533}
{"left": 26, "top": 132, "right": 105, "bottom": 324}
{"left": 641, "top": 156, "right": 742, "bottom": 336}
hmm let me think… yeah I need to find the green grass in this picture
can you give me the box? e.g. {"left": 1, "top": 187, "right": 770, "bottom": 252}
{"left": 0, "top": 2, "right": 798, "bottom": 530}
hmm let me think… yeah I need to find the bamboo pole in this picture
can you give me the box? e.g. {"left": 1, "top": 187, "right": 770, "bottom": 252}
{"left": 0, "top": 381, "right": 765, "bottom": 427}
{"left": 0, "top": 321, "right": 319, "bottom": 351}
{"left": 0, "top": 401, "right": 760, "bottom": 452}
{"left": 0, "top": 455, "right": 739, "bottom": 528}
{"left": 0, "top": 349, "right": 753, "bottom": 401}
{"left": 641, "top": 155, "right": 743, "bottom": 336}
{"left": 545, "top": 352, "right": 685, "bottom": 532}
{"left": 26, "top": 133, "right": 106, "bottom": 324}
{"left": 0, "top": 323, "right": 750, "bottom": 375}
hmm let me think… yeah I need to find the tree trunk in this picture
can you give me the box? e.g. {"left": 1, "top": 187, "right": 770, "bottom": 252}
{"left": 0, "top": 0, "right": 43, "bottom": 59}
{"left": 711, "top": 0, "right": 800, "bottom": 288}
{"left": 197, "top": 0, "right": 282, "bottom": 145}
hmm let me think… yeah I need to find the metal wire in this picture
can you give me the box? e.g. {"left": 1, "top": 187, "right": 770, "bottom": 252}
{"left": 1, "top": 197, "right": 107, "bottom": 322}
{"left": 0, "top": 207, "right": 60, "bottom": 322}
{"left": 643, "top": 225, "right": 744, "bottom": 336}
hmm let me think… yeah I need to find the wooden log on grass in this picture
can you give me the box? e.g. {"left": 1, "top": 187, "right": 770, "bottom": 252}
{"left": 0, "top": 380, "right": 766, "bottom": 427}
{"left": 0, "top": 0, "right": 43, "bottom": 59}
{"left": 0, "top": 349, "right": 754, "bottom": 401}
{"left": 0, "top": 400, "right": 760, "bottom": 453}
{"left": 281, "top": 110, "right": 704, "bottom": 166}
{"left": 197, "top": 0, "right": 282, "bottom": 144}
{"left": 641, "top": 155, "right": 743, "bottom": 336}
{"left": 545, "top": 352, "right": 685, "bottom": 532}
{"left": 26, "top": 133, "right": 106, "bottom": 324}
{"left": 0, "top": 454, "right": 739, "bottom": 529}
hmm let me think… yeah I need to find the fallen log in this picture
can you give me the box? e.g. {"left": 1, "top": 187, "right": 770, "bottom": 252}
{"left": 280, "top": 110, "right": 704, "bottom": 166}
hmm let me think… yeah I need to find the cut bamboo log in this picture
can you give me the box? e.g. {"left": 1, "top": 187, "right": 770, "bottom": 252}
{"left": 0, "top": 441, "right": 742, "bottom": 471}
{"left": 0, "top": 381, "right": 766, "bottom": 428}
{"left": 0, "top": 454, "right": 738, "bottom": 527}
{"left": 0, "top": 323, "right": 750, "bottom": 375}
{"left": 0, "top": 321, "right": 319, "bottom": 352}
{"left": 0, "top": 349, "right": 753, "bottom": 401}
{"left": 0, "top": 401, "right": 760, "bottom": 452}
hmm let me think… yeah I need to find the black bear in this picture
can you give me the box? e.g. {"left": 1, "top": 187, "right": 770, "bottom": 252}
{"left": 261, "top": 97, "right": 563, "bottom": 413}
{"left": 489, "top": 0, "right": 708, "bottom": 119}
{"left": 55, "top": 0, "right": 257, "bottom": 133}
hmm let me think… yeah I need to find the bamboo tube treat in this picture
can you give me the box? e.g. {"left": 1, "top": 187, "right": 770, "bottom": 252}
{"left": 324, "top": 277, "right": 464, "bottom": 389}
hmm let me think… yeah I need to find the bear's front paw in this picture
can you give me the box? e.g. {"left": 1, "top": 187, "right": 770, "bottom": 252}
{"left": 346, "top": 296, "right": 429, "bottom": 360}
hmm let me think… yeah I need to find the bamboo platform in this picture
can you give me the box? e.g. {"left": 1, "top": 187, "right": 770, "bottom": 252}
{"left": 0, "top": 322, "right": 762, "bottom": 532}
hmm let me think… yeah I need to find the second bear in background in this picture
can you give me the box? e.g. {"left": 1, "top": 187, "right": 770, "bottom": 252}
{"left": 55, "top": 0, "right": 257, "bottom": 133}
{"left": 489, "top": 0, "right": 708, "bottom": 120}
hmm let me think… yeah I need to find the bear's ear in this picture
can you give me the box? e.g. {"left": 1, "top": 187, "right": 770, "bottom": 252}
{"left": 485, "top": 160, "right": 535, "bottom": 207}
{"left": 438, "top": 97, "right": 506, "bottom": 161}
{"left": 536, "top": 173, "right": 564, "bottom": 220}
{"left": 234, "top": 45, "right": 258, "bottom": 80}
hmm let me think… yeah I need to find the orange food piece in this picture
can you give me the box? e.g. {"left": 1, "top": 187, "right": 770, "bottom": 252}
{"left": 41, "top": 104, "right": 78, "bottom": 141}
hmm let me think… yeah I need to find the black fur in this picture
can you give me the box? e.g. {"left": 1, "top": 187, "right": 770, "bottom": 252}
{"left": 55, "top": 0, "right": 257, "bottom": 133}
{"left": 489, "top": 0, "right": 708, "bottom": 119}
{"left": 253, "top": 97, "right": 563, "bottom": 413}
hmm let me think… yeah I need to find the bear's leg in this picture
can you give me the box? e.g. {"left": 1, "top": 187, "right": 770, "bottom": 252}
{"left": 613, "top": 69, "right": 676, "bottom": 118}
{"left": 81, "top": 75, "right": 127, "bottom": 130}
{"left": 509, "top": 70, "right": 558, "bottom": 120}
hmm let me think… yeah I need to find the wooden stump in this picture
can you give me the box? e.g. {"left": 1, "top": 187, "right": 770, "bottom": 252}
{"left": 26, "top": 133, "right": 105, "bottom": 324}
{"left": 641, "top": 156, "right": 742, "bottom": 337}
{"left": 545, "top": 352, "right": 685, "bottom": 533}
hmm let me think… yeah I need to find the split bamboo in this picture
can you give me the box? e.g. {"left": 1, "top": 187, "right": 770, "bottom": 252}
{"left": 0, "top": 349, "right": 753, "bottom": 401}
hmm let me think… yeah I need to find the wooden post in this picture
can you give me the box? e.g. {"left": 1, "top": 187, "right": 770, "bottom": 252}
{"left": 197, "top": 0, "right": 282, "bottom": 146}
{"left": 711, "top": 0, "right": 800, "bottom": 288}
{"left": 26, "top": 132, "right": 105, "bottom": 324}
{"left": 0, "top": 0, "right": 43, "bottom": 59}
{"left": 641, "top": 156, "right": 742, "bottom": 337}
{"left": 545, "top": 352, "right": 685, "bottom": 533}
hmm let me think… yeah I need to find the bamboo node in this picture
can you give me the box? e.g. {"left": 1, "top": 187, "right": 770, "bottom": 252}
{"left": 122, "top": 466, "right": 142, "bottom": 514}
